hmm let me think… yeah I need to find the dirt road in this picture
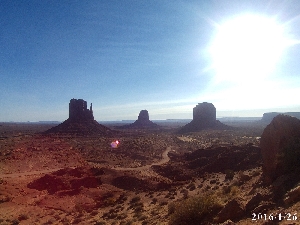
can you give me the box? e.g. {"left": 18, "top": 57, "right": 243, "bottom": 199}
{"left": 113, "top": 146, "right": 172, "bottom": 171}
{"left": 0, "top": 147, "right": 172, "bottom": 178}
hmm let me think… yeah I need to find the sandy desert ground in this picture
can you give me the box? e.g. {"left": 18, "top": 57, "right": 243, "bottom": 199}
{"left": 0, "top": 121, "right": 300, "bottom": 225}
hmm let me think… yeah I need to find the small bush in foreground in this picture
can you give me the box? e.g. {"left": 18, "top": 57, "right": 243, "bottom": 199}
{"left": 168, "top": 194, "right": 222, "bottom": 225}
{"left": 224, "top": 169, "right": 234, "bottom": 180}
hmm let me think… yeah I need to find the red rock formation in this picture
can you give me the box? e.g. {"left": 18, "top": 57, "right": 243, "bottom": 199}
{"left": 45, "top": 99, "right": 114, "bottom": 136}
{"left": 69, "top": 99, "right": 94, "bottom": 121}
{"left": 215, "top": 198, "right": 245, "bottom": 223}
{"left": 178, "top": 102, "right": 229, "bottom": 133}
{"left": 260, "top": 115, "right": 300, "bottom": 184}
{"left": 119, "top": 110, "right": 159, "bottom": 129}
{"left": 193, "top": 102, "right": 216, "bottom": 123}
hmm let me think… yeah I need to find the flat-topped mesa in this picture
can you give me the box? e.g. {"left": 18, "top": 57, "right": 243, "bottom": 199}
{"left": 193, "top": 102, "right": 216, "bottom": 124}
{"left": 178, "top": 102, "right": 229, "bottom": 133}
{"left": 69, "top": 98, "right": 94, "bottom": 122}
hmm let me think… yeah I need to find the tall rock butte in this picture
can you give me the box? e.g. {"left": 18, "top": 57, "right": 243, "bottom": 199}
{"left": 178, "top": 102, "right": 229, "bottom": 133}
{"left": 45, "top": 99, "right": 114, "bottom": 136}
{"left": 119, "top": 110, "right": 159, "bottom": 129}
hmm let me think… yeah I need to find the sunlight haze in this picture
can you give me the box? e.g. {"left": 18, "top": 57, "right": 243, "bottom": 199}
{"left": 1, "top": 0, "right": 300, "bottom": 122}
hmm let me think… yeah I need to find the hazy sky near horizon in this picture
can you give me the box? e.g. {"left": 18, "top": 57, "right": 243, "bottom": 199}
{"left": 1, "top": 0, "right": 300, "bottom": 122}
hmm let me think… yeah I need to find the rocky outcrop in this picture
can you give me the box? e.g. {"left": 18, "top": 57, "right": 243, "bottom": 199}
{"left": 119, "top": 110, "right": 159, "bottom": 129}
{"left": 215, "top": 198, "right": 245, "bottom": 223}
{"left": 153, "top": 145, "right": 262, "bottom": 181}
{"left": 178, "top": 102, "right": 229, "bottom": 133}
{"left": 45, "top": 99, "right": 114, "bottom": 136}
{"left": 27, "top": 167, "right": 103, "bottom": 195}
{"left": 260, "top": 115, "right": 300, "bottom": 184}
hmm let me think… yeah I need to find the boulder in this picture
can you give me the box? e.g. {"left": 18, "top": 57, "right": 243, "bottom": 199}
{"left": 260, "top": 115, "right": 300, "bottom": 184}
{"left": 215, "top": 198, "right": 245, "bottom": 223}
{"left": 245, "top": 193, "right": 263, "bottom": 212}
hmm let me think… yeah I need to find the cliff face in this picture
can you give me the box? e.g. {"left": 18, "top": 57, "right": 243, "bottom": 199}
{"left": 260, "top": 115, "right": 300, "bottom": 184}
{"left": 45, "top": 99, "right": 114, "bottom": 136}
{"left": 178, "top": 102, "right": 229, "bottom": 133}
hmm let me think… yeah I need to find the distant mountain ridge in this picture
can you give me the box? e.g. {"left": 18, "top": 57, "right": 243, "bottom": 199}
{"left": 261, "top": 112, "right": 300, "bottom": 123}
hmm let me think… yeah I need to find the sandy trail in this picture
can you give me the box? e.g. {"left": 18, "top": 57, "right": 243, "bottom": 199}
{"left": 113, "top": 146, "right": 171, "bottom": 171}
{"left": 0, "top": 147, "right": 172, "bottom": 178}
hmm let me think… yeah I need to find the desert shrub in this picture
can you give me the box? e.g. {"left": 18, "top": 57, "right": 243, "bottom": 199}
{"left": 138, "top": 215, "right": 148, "bottom": 221}
{"left": 197, "top": 184, "right": 203, "bottom": 188}
{"left": 11, "top": 219, "right": 20, "bottom": 225}
{"left": 222, "top": 185, "right": 231, "bottom": 194}
{"left": 18, "top": 214, "right": 28, "bottom": 221}
{"left": 209, "top": 179, "right": 217, "bottom": 184}
{"left": 205, "top": 185, "right": 211, "bottom": 190}
{"left": 282, "top": 137, "right": 300, "bottom": 173}
{"left": 134, "top": 205, "right": 144, "bottom": 213}
{"left": 212, "top": 186, "right": 219, "bottom": 190}
{"left": 250, "top": 169, "right": 260, "bottom": 177}
{"left": 95, "top": 222, "right": 106, "bottom": 225}
{"left": 151, "top": 198, "right": 157, "bottom": 204}
{"left": 188, "top": 183, "right": 196, "bottom": 191}
{"left": 224, "top": 169, "right": 234, "bottom": 180}
{"left": 222, "top": 184, "right": 239, "bottom": 196}
{"left": 229, "top": 185, "right": 239, "bottom": 196}
{"left": 130, "top": 196, "right": 141, "bottom": 204}
{"left": 120, "top": 220, "right": 133, "bottom": 225}
{"left": 72, "top": 217, "right": 82, "bottom": 224}
{"left": 160, "top": 201, "right": 168, "bottom": 206}
{"left": 168, "top": 194, "right": 222, "bottom": 225}
{"left": 168, "top": 202, "right": 176, "bottom": 215}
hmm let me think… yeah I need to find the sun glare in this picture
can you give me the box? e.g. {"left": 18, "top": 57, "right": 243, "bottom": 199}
{"left": 210, "top": 14, "right": 292, "bottom": 84}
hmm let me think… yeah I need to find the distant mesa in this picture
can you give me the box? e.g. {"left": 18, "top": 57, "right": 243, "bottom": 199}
{"left": 178, "top": 102, "right": 229, "bottom": 133}
{"left": 118, "top": 110, "right": 159, "bottom": 129}
{"left": 44, "top": 99, "right": 114, "bottom": 136}
{"left": 261, "top": 112, "right": 300, "bottom": 123}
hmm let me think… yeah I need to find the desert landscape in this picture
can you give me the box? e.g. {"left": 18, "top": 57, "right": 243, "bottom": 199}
{"left": 0, "top": 100, "right": 300, "bottom": 225}
{"left": 2, "top": 1, "right": 300, "bottom": 224}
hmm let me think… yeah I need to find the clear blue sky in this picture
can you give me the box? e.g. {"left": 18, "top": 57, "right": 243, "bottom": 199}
{"left": 1, "top": 0, "right": 300, "bottom": 122}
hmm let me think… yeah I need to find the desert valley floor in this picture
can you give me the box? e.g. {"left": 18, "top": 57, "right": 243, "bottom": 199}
{"left": 0, "top": 121, "right": 300, "bottom": 225}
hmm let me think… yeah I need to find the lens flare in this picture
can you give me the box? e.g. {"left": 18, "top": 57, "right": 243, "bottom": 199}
{"left": 110, "top": 140, "right": 120, "bottom": 148}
